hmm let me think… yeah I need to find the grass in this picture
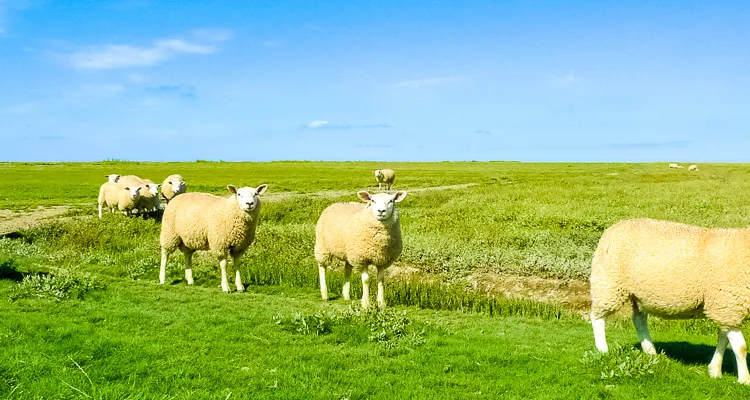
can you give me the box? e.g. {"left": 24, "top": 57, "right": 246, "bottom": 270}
{"left": 2, "top": 161, "right": 750, "bottom": 397}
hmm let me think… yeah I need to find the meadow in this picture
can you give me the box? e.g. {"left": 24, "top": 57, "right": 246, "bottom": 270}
{"left": 2, "top": 161, "right": 750, "bottom": 398}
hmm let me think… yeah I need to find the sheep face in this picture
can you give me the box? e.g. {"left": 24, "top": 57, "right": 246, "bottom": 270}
{"left": 106, "top": 174, "right": 121, "bottom": 183}
{"left": 147, "top": 183, "right": 160, "bottom": 196}
{"left": 126, "top": 186, "right": 141, "bottom": 199}
{"left": 227, "top": 184, "right": 268, "bottom": 212}
{"left": 358, "top": 191, "right": 407, "bottom": 221}
{"left": 374, "top": 170, "right": 381, "bottom": 180}
{"left": 169, "top": 179, "right": 186, "bottom": 194}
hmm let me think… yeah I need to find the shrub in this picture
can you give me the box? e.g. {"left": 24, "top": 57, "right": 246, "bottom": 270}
{"left": 9, "top": 269, "right": 106, "bottom": 301}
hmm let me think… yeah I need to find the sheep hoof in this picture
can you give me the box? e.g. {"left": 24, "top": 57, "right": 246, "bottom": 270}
{"left": 739, "top": 376, "right": 750, "bottom": 385}
{"left": 236, "top": 286, "right": 245, "bottom": 293}
{"left": 708, "top": 365, "right": 722, "bottom": 379}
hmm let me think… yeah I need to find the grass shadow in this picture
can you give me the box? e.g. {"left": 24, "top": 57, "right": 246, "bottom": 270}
{"left": 0, "top": 262, "right": 24, "bottom": 281}
{"left": 655, "top": 341, "right": 741, "bottom": 375}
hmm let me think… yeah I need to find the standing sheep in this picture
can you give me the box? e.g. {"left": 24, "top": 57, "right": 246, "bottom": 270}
{"left": 137, "top": 183, "right": 161, "bottom": 214}
{"left": 117, "top": 175, "right": 146, "bottom": 188}
{"left": 315, "top": 190, "right": 407, "bottom": 308}
{"left": 97, "top": 182, "right": 141, "bottom": 218}
{"left": 689, "top": 164, "right": 699, "bottom": 172}
{"left": 161, "top": 174, "right": 186, "bottom": 205}
{"left": 159, "top": 184, "right": 268, "bottom": 292}
{"left": 374, "top": 169, "right": 396, "bottom": 190}
{"left": 590, "top": 218, "right": 750, "bottom": 384}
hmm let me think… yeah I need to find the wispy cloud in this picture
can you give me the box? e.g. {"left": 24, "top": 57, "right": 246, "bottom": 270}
{"left": 392, "top": 77, "right": 460, "bottom": 88}
{"left": 303, "top": 120, "right": 392, "bottom": 130}
{"left": 63, "top": 30, "right": 232, "bottom": 70}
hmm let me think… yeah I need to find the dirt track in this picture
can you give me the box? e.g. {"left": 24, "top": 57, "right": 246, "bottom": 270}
{"left": 0, "top": 206, "right": 71, "bottom": 236}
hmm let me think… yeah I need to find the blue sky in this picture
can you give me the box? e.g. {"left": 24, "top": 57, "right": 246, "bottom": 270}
{"left": 2, "top": 1, "right": 749, "bottom": 162}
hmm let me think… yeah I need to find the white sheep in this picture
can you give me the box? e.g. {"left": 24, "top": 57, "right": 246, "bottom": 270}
{"left": 668, "top": 163, "right": 684, "bottom": 169}
{"left": 374, "top": 169, "right": 396, "bottom": 191}
{"left": 161, "top": 174, "right": 186, "bottom": 205}
{"left": 97, "top": 182, "right": 141, "bottom": 218}
{"left": 689, "top": 164, "right": 699, "bottom": 172}
{"left": 159, "top": 184, "right": 268, "bottom": 292}
{"left": 105, "top": 174, "right": 121, "bottom": 183}
{"left": 315, "top": 190, "right": 407, "bottom": 308}
{"left": 116, "top": 175, "right": 146, "bottom": 188}
{"left": 590, "top": 218, "right": 750, "bottom": 384}
{"left": 137, "top": 183, "right": 161, "bottom": 214}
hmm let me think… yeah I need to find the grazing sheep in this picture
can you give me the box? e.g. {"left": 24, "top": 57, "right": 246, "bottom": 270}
{"left": 105, "top": 174, "right": 121, "bottom": 183}
{"left": 97, "top": 182, "right": 141, "bottom": 218}
{"left": 161, "top": 174, "right": 186, "bottom": 204}
{"left": 374, "top": 169, "right": 396, "bottom": 190}
{"left": 689, "top": 164, "right": 699, "bottom": 172}
{"left": 668, "top": 163, "right": 684, "bottom": 169}
{"left": 590, "top": 218, "right": 750, "bottom": 384}
{"left": 315, "top": 190, "right": 407, "bottom": 308}
{"left": 159, "top": 184, "right": 268, "bottom": 293}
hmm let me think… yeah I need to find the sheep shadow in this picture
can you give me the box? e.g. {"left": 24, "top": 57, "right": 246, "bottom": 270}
{"left": 0, "top": 261, "right": 24, "bottom": 282}
{"left": 655, "top": 341, "right": 743, "bottom": 375}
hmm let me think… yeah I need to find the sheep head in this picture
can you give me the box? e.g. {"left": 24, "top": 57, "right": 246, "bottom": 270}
{"left": 357, "top": 190, "right": 407, "bottom": 221}
{"left": 228, "top": 184, "right": 268, "bottom": 212}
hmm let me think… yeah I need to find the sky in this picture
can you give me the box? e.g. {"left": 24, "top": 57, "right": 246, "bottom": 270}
{"left": 1, "top": 0, "right": 750, "bottom": 162}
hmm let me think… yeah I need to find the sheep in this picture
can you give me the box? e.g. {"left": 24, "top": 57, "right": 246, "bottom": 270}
{"left": 590, "top": 218, "right": 750, "bottom": 384}
{"left": 105, "top": 174, "right": 121, "bottom": 183}
{"left": 97, "top": 182, "right": 141, "bottom": 218}
{"left": 315, "top": 190, "right": 407, "bottom": 308}
{"left": 117, "top": 175, "right": 146, "bottom": 188}
{"left": 159, "top": 184, "right": 268, "bottom": 293}
{"left": 374, "top": 169, "right": 396, "bottom": 190}
{"left": 137, "top": 183, "right": 161, "bottom": 214}
{"left": 689, "top": 164, "right": 699, "bottom": 172}
{"left": 161, "top": 174, "right": 186, "bottom": 205}
{"left": 668, "top": 163, "right": 684, "bottom": 169}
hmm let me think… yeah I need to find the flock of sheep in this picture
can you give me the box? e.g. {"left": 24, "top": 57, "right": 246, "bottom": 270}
{"left": 669, "top": 162, "right": 699, "bottom": 171}
{"left": 94, "top": 165, "right": 750, "bottom": 385}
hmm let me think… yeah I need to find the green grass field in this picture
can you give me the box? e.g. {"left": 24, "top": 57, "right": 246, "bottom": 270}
{"left": 2, "top": 161, "right": 750, "bottom": 398}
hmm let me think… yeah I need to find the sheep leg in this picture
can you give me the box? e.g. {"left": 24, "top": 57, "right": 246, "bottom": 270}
{"left": 342, "top": 263, "right": 353, "bottom": 301}
{"left": 318, "top": 263, "right": 328, "bottom": 301}
{"left": 361, "top": 268, "right": 371, "bottom": 309}
{"left": 376, "top": 265, "right": 386, "bottom": 308}
{"left": 632, "top": 305, "right": 656, "bottom": 354}
{"left": 182, "top": 249, "right": 194, "bottom": 285}
{"left": 219, "top": 256, "right": 231, "bottom": 293}
{"left": 233, "top": 254, "right": 244, "bottom": 292}
{"left": 159, "top": 248, "right": 170, "bottom": 285}
{"left": 708, "top": 331, "right": 729, "bottom": 378}
{"left": 98, "top": 203, "right": 103, "bottom": 219}
{"left": 591, "top": 312, "right": 608, "bottom": 353}
{"left": 727, "top": 330, "right": 750, "bottom": 384}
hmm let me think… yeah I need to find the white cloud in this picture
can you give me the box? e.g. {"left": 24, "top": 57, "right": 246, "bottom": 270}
{"left": 63, "top": 31, "right": 232, "bottom": 70}
{"left": 306, "top": 120, "right": 329, "bottom": 128}
{"left": 392, "top": 76, "right": 460, "bottom": 88}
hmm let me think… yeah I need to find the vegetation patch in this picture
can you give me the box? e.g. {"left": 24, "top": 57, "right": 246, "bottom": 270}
{"left": 273, "top": 307, "right": 430, "bottom": 350}
{"left": 581, "top": 346, "right": 665, "bottom": 381}
{"left": 9, "top": 269, "right": 105, "bottom": 301}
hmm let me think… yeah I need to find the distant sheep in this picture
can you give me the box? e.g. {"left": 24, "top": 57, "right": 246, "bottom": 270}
{"left": 689, "top": 165, "right": 699, "bottom": 172}
{"left": 590, "top": 218, "right": 750, "bottom": 384}
{"left": 374, "top": 169, "right": 396, "bottom": 190}
{"left": 161, "top": 174, "right": 186, "bottom": 205}
{"left": 668, "top": 163, "right": 684, "bottom": 169}
{"left": 159, "top": 184, "right": 268, "bottom": 292}
{"left": 97, "top": 182, "right": 141, "bottom": 218}
{"left": 315, "top": 190, "right": 407, "bottom": 308}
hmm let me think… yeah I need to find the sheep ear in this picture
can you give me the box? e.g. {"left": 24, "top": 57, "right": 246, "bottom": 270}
{"left": 393, "top": 191, "right": 407, "bottom": 203}
{"left": 227, "top": 185, "right": 237, "bottom": 194}
{"left": 357, "top": 191, "right": 372, "bottom": 202}
{"left": 255, "top": 184, "right": 268, "bottom": 195}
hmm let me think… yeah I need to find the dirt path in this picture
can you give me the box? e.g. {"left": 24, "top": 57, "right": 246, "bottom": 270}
{"left": 0, "top": 206, "right": 72, "bottom": 236}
